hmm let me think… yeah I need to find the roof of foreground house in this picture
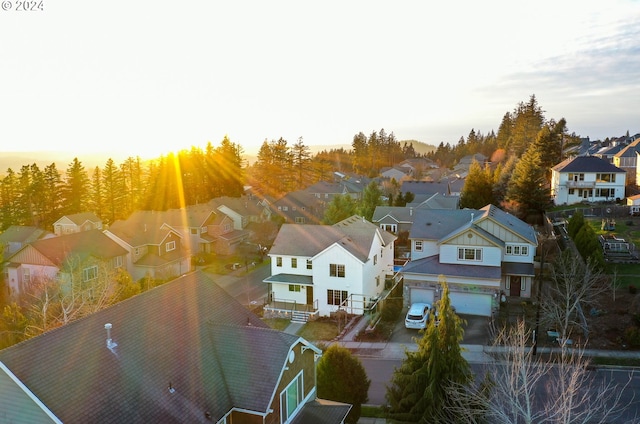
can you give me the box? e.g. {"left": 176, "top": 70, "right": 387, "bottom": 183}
{"left": 0, "top": 271, "right": 327, "bottom": 423}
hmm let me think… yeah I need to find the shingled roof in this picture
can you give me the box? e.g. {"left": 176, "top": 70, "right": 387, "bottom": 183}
{"left": 0, "top": 271, "right": 321, "bottom": 423}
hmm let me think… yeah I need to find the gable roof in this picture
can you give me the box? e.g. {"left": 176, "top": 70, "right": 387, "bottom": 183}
{"left": 108, "top": 211, "right": 180, "bottom": 246}
{"left": 408, "top": 205, "right": 537, "bottom": 245}
{"left": 0, "top": 226, "right": 50, "bottom": 244}
{"left": 552, "top": 155, "right": 625, "bottom": 173}
{"left": 401, "top": 180, "right": 451, "bottom": 196}
{"left": 613, "top": 138, "right": 640, "bottom": 158}
{"left": 0, "top": 271, "right": 306, "bottom": 423}
{"left": 269, "top": 215, "right": 396, "bottom": 262}
{"left": 54, "top": 212, "right": 102, "bottom": 226}
{"left": 15, "top": 229, "right": 127, "bottom": 267}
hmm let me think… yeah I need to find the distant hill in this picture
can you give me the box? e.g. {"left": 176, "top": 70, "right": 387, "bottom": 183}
{"left": 0, "top": 151, "right": 150, "bottom": 176}
{"left": 401, "top": 140, "right": 437, "bottom": 156}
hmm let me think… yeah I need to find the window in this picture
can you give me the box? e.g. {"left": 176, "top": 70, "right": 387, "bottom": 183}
{"left": 373, "top": 254, "right": 377, "bottom": 265}
{"left": 458, "top": 248, "right": 482, "bottom": 261}
{"left": 596, "top": 188, "right": 615, "bottom": 198}
{"left": 291, "top": 258, "right": 298, "bottom": 268}
{"left": 283, "top": 206, "right": 288, "bottom": 211}
{"left": 113, "top": 256, "right": 123, "bottom": 268}
{"left": 166, "top": 241, "right": 176, "bottom": 252}
{"left": 327, "top": 289, "right": 349, "bottom": 305}
{"left": 190, "top": 228, "right": 198, "bottom": 235}
{"left": 568, "top": 188, "right": 575, "bottom": 195}
{"left": 289, "top": 284, "right": 301, "bottom": 292}
{"left": 22, "top": 268, "right": 31, "bottom": 284}
{"left": 276, "top": 257, "right": 282, "bottom": 267}
{"left": 568, "top": 173, "right": 584, "bottom": 181}
{"left": 506, "top": 245, "right": 529, "bottom": 256}
{"left": 295, "top": 217, "right": 306, "bottom": 224}
{"left": 381, "top": 223, "right": 397, "bottom": 233}
{"left": 280, "top": 372, "right": 304, "bottom": 424}
{"left": 596, "top": 173, "right": 616, "bottom": 182}
{"left": 292, "top": 206, "right": 296, "bottom": 211}
{"left": 83, "top": 265, "right": 98, "bottom": 282}
{"left": 415, "top": 240, "right": 423, "bottom": 252}
{"left": 329, "top": 264, "right": 345, "bottom": 278}
{"left": 306, "top": 259, "right": 312, "bottom": 270}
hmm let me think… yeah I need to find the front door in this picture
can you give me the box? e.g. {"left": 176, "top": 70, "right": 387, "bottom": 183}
{"left": 306, "top": 286, "right": 314, "bottom": 307}
{"left": 510, "top": 276, "right": 521, "bottom": 297}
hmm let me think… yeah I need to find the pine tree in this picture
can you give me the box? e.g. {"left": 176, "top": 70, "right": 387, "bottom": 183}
{"left": 386, "top": 278, "right": 471, "bottom": 423}
{"left": 322, "top": 194, "right": 357, "bottom": 224}
{"left": 62, "top": 158, "right": 90, "bottom": 214}
{"left": 358, "top": 181, "right": 382, "bottom": 221}
{"left": 506, "top": 145, "right": 551, "bottom": 219}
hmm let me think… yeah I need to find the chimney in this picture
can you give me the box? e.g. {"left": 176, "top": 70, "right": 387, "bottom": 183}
{"left": 105, "top": 323, "right": 118, "bottom": 350}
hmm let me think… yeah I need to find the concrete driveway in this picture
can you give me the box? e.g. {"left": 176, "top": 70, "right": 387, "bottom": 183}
{"left": 390, "top": 306, "right": 490, "bottom": 345}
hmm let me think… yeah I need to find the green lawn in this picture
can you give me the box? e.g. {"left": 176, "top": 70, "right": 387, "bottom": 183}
{"left": 297, "top": 320, "right": 340, "bottom": 341}
{"left": 262, "top": 317, "right": 291, "bottom": 331}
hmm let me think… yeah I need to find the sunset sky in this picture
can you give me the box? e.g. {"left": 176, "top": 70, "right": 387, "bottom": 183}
{"left": 1, "top": 0, "right": 639, "bottom": 159}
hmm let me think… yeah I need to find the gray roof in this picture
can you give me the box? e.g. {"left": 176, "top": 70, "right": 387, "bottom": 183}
{"left": 502, "top": 262, "right": 535, "bottom": 276}
{"left": 0, "top": 271, "right": 308, "bottom": 423}
{"left": 401, "top": 180, "right": 450, "bottom": 196}
{"left": 401, "top": 255, "right": 501, "bottom": 279}
{"left": 264, "top": 273, "right": 314, "bottom": 285}
{"left": 408, "top": 205, "right": 537, "bottom": 245}
{"left": 0, "top": 362, "right": 61, "bottom": 423}
{"left": 270, "top": 215, "right": 396, "bottom": 263}
{"left": 58, "top": 212, "right": 102, "bottom": 226}
{"left": 292, "top": 399, "right": 352, "bottom": 424}
{"left": 552, "top": 155, "right": 625, "bottom": 173}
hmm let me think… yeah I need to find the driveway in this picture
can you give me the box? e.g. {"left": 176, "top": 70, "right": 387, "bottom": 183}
{"left": 390, "top": 306, "right": 490, "bottom": 345}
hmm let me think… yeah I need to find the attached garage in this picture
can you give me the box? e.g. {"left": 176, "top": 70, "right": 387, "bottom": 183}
{"left": 449, "top": 292, "right": 492, "bottom": 316}
{"left": 409, "top": 288, "right": 434, "bottom": 305}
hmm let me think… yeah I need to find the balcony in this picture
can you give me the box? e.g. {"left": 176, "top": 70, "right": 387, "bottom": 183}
{"left": 565, "top": 180, "right": 595, "bottom": 188}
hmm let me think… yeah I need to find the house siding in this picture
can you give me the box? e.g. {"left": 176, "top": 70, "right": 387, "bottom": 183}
{"left": 440, "top": 244, "right": 502, "bottom": 267}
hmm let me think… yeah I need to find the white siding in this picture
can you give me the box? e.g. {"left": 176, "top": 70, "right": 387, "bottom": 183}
{"left": 270, "top": 255, "right": 313, "bottom": 277}
{"left": 440, "top": 245, "right": 501, "bottom": 267}
{"left": 312, "top": 244, "right": 363, "bottom": 316}
{"left": 411, "top": 239, "right": 438, "bottom": 260}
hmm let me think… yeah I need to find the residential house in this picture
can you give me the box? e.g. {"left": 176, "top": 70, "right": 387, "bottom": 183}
{"left": 551, "top": 155, "right": 626, "bottom": 205}
{"left": 613, "top": 138, "right": 640, "bottom": 185}
{"left": 0, "top": 225, "right": 53, "bottom": 261}
{"left": 159, "top": 205, "right": 219, "bottom": 255}
{"left": 401, "top": 205, "right": 538, "bottom": 316}
{"left": 209, "top": 195, "right": 273, "bottom": 229}
{"left": 401, "top": 180, "right": 451, "bottom": 197}
{"left": 0, "top": 271, "right": 350, "bottom": 424}
{"left": 264, "top": 216, "right": 397, "bottom": 319}
{"left": 372, "top": 193, "right": 460, "bottom": 235}
{"left": 304, "top": 180, "right": 368, "bottom": 203}
{"left": 380, "top": 165, "right": 412, "bottom": 181}
{"left": 3, "top": 229, "right": 127, "bottom": 297}
{"left": 105, "top": 211, "right": 191, "bottom": 281}
{"left": 52, "top": 212, "right": 102, "bottom": 236}
{"left": 273, "top": 190, "right": 325, "bottom": 224}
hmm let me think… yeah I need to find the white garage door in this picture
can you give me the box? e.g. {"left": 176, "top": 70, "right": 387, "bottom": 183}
{"left": 410, "top": 288, "right": 434, "bottom": 305}
{"left": 449, "top": 292, "right": 492, "bottom": 316}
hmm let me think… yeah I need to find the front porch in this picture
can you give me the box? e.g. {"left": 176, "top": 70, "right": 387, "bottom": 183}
{"left": 263, "top": 298, "right": 319, "bottom": 323}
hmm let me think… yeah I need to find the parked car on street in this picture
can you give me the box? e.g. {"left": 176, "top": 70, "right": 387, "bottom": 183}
{"left": 405, "top": 302, "right": 430, "bottom": 329}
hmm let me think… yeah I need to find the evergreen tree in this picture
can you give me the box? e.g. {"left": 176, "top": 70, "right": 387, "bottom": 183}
{"left": 322, "top": 194, "right": 357, "bottom": 224}
{"left": 62, "top": 158, "right": 90, "bottom": 214}
{"left": 317, "top": 344, "right": 370, "bottom": 424}
{"left": 0, "top": 169, "right": 18, "bottom": 230}
{"left": 42, "top": 163, "right": 62, "bottom": 228}
{"left": 493, "top": 155, "right": 517, "bottom": 205}
{"left": 460, "top": 160, "right": 494, "bottom": 209}
{"left": 102, "top": 159, "right": 123, "bottom": 224}
{"left": 567, "top": 211, "right": 584, "bottom": 239}
{"left": 506, "top": 145, "right": 551, "bottom": 219}
{"left": 358, "top": 181, "right": 382, "bottom": 221}
{"left": 508, "top": 94, "right": 545, "bottom": 156}
{"left": 90, "top": 166, "right": 104, "bottom": 220}
{"left": 386, "top": 278, "right": 471, "bottom": 423}
{"left": 291, "top": 137, "right": 311, "bottom": 190}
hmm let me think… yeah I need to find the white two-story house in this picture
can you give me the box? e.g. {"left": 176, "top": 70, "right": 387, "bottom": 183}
{"left": 401, "top": 205, "right": 537, "bottom": 316}
{"left": 264, "top": 215, "right": 396, "bottom": 320}
{"left": 551, "top": 155, "right": 626, "bottom": 205}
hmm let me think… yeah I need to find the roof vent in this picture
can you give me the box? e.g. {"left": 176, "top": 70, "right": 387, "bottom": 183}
{"left": 104, "top": 323, "right": 118, "bottom": 350}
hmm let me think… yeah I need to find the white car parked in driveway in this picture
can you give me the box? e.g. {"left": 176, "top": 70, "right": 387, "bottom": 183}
{"left": 405, "top": 302, "right": 430, "bottom": 329}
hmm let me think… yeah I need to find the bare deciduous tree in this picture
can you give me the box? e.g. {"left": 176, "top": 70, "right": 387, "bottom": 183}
{"left": 542, "top": 250, "right": 610, "bottom": 342}
{"left": 447, "top": 320, "right": 631, "bottom": 424}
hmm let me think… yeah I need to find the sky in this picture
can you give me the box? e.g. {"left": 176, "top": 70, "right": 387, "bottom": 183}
{"left": 1, "top": 0, "right": 639, "bottom": 161}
